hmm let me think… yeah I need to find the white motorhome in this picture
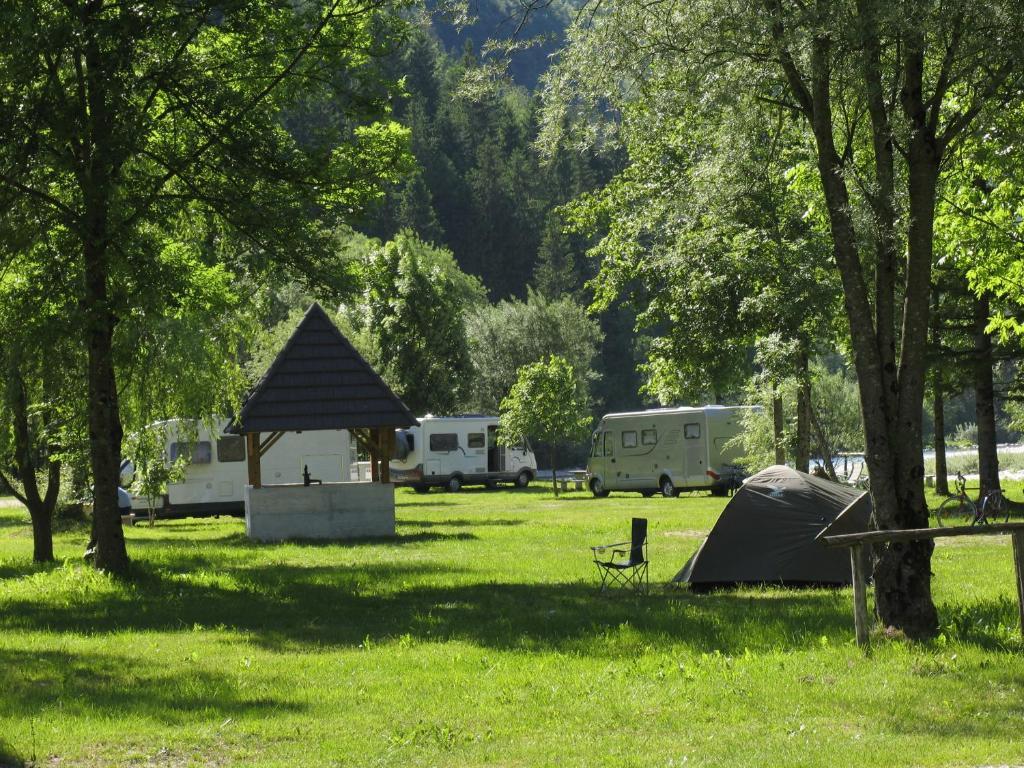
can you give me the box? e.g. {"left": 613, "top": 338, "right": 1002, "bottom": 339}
{"left": 389, "top": 415, "right": 537, "bottom": 492}
{"left": 586, "top": 406, "right": 756, "bottom": 498}
{"left": 123, "top": 419, "right": 352, "bottom": 518}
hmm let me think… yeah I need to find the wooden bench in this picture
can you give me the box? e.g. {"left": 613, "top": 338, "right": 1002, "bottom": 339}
{"left": 821, "top": 522, "right": 1024, "bottom": 646}
{"left": 558, "top": 478, "right": 585, "bottom": 492}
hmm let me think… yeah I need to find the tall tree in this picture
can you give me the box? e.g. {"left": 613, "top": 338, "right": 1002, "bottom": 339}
{"left": 499, "top": 355, "right": 592, "bottom": 495}
{"left": 465, "top": 288, "right": 603, "bottom": 413}
{"left": 544, "top": 0, "right": 1024, "bottom": 638}
{"left": 350, "top": 231, "right": 483, "bottom": 415}
{"left": 0, "top": 0, "right": 410, "bottom": 574}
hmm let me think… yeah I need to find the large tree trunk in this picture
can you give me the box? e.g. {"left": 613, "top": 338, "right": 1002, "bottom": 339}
{"left": 772, "top": 386, "right": 785, "bottom": 465}
{"left": 84, "top": 237, "right": 129, "bottom": 574}
{"left": 82, "top": 21, "right": 130, "bottom": 576}
{"left": 973, "top": 293, "right": 1000, "bottom": 499}
{"left": 931, "top": 288, "right": 949, "bottom": 496}
{"left": 792, "top": 26, "right": 938, "bottom": 638}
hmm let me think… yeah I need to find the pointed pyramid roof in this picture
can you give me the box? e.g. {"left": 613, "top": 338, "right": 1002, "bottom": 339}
{"left": 230, "top": 303, "right": 417, "bottom": 433}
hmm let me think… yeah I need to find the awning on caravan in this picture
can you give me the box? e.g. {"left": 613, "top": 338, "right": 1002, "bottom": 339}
{"left": 673, "top": 465, "right": 872, "bottom": 588}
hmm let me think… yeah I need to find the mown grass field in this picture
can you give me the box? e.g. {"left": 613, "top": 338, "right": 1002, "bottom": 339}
{"left": 2, "top": 484, "right": 1024, "bottom": 767}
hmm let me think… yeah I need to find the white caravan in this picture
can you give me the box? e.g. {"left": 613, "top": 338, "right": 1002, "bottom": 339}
{"left": 123, "top": 419, "right": 352, "bottom": 518}
{"left": 586, "top": 406, "right": 756, "bottom": 498}
{"left": 389, "top": 415, "right": 537, "bottom": 492}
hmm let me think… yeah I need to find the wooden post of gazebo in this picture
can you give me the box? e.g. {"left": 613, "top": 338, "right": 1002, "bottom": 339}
{"left": 246, "top": 432, "right": 261, "bottom": 488}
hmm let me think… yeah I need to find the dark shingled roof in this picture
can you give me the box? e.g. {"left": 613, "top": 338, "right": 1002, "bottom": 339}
{"left": 229, "top": 303, "right": 417, "bottom": 433}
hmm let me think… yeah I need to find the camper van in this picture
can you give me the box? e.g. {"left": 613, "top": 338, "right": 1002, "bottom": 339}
{"left": 389, "top": 415, "right": 537, "bottom": 492}
{"left": 122, "top": 419, "right": 353, "bottom": 518}
{"left": 586, "top": 406, "right": 756, "bottom": 498}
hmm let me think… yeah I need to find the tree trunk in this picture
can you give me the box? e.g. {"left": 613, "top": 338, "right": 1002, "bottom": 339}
{"left": 809, "top": 403, "right": 839, "bottom": 482}
{"left": 85, "top": 240, "right": 130, "bottom": 575}
{"left": 873, "top": 60, "right": 942, "bottom": 638}
{"left": 931, "top": 288, "right": 949, "bottom": 496}
{"left": 551, "top": 446, "right": 558, "bottom": 497}
{"left": 793, "top": 27, "right": 937, "bottom": 638}
{"left": 772, "top": 386, "right": 785, "bottom": 465}
{"left": 973, "top": 293, "right": 1000, "bottom": 500}
{"left": 4, "top": 356, "right": 60, "bottom": 562}
{"left": 933, "top": 375, "right": 949, "bottom": 496}
{"left": 82, "top": 21, "right": 130, "bottom": 576}
{"left": 795, "top": 352, "right": 811, "bottom": 473}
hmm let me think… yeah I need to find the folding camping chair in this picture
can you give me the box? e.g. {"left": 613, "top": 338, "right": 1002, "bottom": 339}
{"left": 591, "top": 517, "right": 649, "bottom": 593}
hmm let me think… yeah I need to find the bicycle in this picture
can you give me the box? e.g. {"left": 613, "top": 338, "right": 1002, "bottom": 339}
{"left": 979, "top": 487, "right": 1009, "bottom": 524}
{"left": 936, "top": 473, "right": 976, "bottom": 526}
{"left": 936, "top": 472, "right": 1010, "bottom": 526}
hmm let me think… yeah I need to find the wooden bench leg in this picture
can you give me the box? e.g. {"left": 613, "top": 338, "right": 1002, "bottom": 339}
{"left": 851, "top": 544, "right": 870, "bottom": 648}
{"left": 1012, "top": 532, "right": 1024, "bottom": 640}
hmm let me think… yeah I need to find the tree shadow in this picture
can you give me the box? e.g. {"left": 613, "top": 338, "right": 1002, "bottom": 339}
{"left": 0, "top": 645, "right": 304, "bottom": 727}
{"left": 0, "top": 738, "right": 25, "bottom": 768}
{"left": 399, "top": 518, "right": 524, "bottom": 529}
{"left": 127, "top": 530, "right": 478, "bottom": 548}
{"left": 0, "top": 556, "right": 860, "bottom": 655}
{"left": 936, "top": 595, "right": 1024, "bottom": 652}
{"left": 0, "top": 512, "right": 27, "bottom": 529}
{"left": 0, "top": 559, "right": 63, "bottom": 581}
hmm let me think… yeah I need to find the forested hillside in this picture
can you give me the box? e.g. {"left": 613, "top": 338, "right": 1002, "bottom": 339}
{"left": 348, "top": 17, "right": 648, "bottom": 414}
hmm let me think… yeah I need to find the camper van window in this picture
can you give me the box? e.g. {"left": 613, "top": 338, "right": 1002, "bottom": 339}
{"left": 467, "top": 433, "right": 485, "bottom": 449}
{"left": 684, "top": 423, "right": 701, "bottom": 439}
{"left": 642, "top": 429, "right": 658, "bottom": 446}
{"left": 603, "top": 432, "right": 614, "bottom": 456}
{"left": 429, "top": 433, "right": 459, "bottom": 452}
{"left": 621, "top": 430, "right": 638, "bottom": 448}
{"left": 591, "top": 433, "right": 601, "bottom": 456}
{"left": 170, "top": 441, "right": 212, "bottom": 464}
{"left": 216, "top": 436, "right": 245, "bottom": 463}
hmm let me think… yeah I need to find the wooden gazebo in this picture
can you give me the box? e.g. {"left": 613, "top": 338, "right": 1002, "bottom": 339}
{"left": 229, "top": 302, "right": 417, "bottom": 486}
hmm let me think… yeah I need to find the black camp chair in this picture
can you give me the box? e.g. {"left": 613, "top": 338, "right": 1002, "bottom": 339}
{"left": 591, "top": 517, "right": 649, "bottom": 593}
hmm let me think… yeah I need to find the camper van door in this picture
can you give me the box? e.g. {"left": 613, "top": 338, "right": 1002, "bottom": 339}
{"left": 683, "top": 415, "right": 708, "bottom": 487}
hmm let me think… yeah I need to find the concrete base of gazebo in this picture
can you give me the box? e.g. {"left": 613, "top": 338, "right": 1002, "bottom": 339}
{"left": 244, "top": 482, "right": 395, "bottom": 541}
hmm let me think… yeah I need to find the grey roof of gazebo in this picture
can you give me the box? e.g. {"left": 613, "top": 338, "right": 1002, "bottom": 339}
{"left": 229, "top": 303, "right": 417, "bottom": 433}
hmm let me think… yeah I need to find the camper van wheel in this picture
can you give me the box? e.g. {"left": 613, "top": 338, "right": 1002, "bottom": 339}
{"left": 660, "top": 476, "right": 678, "bottom": 498}
{"left": 515, "top": 471, "right": 531, "bottom": 488}
{"left": 446, "top": 476, "right": 462, "bottom": 493}
{"left": 590, "top": 478, "right": 610, "bottom": 498}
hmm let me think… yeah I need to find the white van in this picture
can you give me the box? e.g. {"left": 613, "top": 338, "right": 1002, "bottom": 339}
{"left": 123, "top": 418, "right": 353, "bottom": 518}
{"left": 586, "top": 406, "right": 756, "bottom": 498}
{"left": 390, "top": 415, "right": 537, "bottom": 492}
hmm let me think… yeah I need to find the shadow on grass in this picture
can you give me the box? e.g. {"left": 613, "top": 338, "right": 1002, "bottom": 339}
{"left": 0, "top": 553, "right": 860, "bottom": 656}
{"left": 0, "top": 738, "right": 24, "bottom": 768}
{"left": 399, "top": 518, "right": 525, "bottom": 529}
{"left": 0, "top": 645, "right": 303, "bottom": 729}
{"left": 127, "top": 530, "right": 479, "bottom": 548}
{"left": 0, "top": 512, "right": 27, "bottom": 529}
{"left": 937, "top": 595, "right": 1024, "bottom": 651}
{"left": 0, "top": 558, "right": 64, "bottom": 581}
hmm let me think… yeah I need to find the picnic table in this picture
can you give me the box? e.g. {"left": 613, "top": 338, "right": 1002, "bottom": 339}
{"left": 558, "top": 470, "right": 588, "bottom": 492}
{"left": 821, "top": 522, "right": 1024, "bottom": 646}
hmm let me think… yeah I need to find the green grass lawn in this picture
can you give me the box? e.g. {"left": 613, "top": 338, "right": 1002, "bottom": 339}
{"left": 2, "top": 486, "right": 1024, "bottom": 767}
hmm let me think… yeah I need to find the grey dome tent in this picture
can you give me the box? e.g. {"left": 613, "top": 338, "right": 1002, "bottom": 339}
{"left": 672, "top": 465, "right": 872, "bottom": 588}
